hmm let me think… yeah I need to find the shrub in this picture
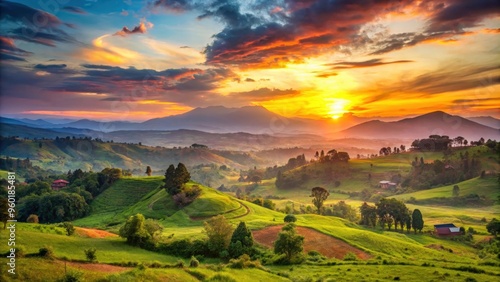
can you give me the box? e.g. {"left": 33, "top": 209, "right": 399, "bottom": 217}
{"left": 205, "top": 273, "right": 237, "bottom": 282}
{"left": 39, "top": 246, "right": 54, "bottom": 259}
{"left": 175, "top": 260, "right": 185, "bottom": 268}
{"left": 58, "top": 270, "right": 83, "bottom": 282}
{"left": 84, "top": 248, "right": 97, "bottom": 262}
{"left": 61, "top": 222, "right": 75, "bottom": 236}
{"left": 343, "top": 252, "right": 357, "bottom": 261}
{"left": 27, "top": 214, "right": 39, "bottom": 223}
{"left": 284, "top": 214, "right": 297, "bottom": 223}
{"left": 189, "top": 256, "right": 200, "bottom": 267}
{"left": 15, "top": 245, "right": 26, "bottom": 258}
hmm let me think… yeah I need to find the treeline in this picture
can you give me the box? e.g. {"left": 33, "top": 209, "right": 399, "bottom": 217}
{"left": 411, "top": 135, "right": 498, "bottom": 152}
{"left": 359, "top": 198, "right": 424, "bottom": 233}
{"left": 15, "top": 168, "right": 122, "bottom": 223}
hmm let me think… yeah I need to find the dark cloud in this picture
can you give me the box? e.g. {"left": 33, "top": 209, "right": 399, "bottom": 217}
{"left": 152, "top": 0, "right": 499, "bottom": 68}
{"left": 62, "top": 6, "right": 87, "bottom": 14}
{"left": 8, "top": 28, "right": 77, "bottom": 47}
{"left": 34, "top": 63, "right": 78, "bottom": 74}
{"left": 453, "top": 97, "right": 500, "bottom": 103}
{"left": 114, "top": 22, "right": 152, "bottom": 36}
{"left": 360, "top": 65, "right": 500, "bottom": 104}
{"left": 245, "top": 78, "right": 255, "bottom": 82}
{"left": 0, "top": 1, "right": 62, "bottom": 29}
{"left": 327, "top": 58, "right": 414, "bottom": 69}
{"left": 0, "top": 36, "right": 31, "bottom": 62}
{"left": 315, "top": 72, "right": 337, "bottom": 78}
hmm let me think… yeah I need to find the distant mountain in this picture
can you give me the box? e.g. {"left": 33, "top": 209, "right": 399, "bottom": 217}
{"left": 141, "top": 105, "right": 321, "bottom": 134}
{"left": 340, "top": 111, "right": 499, "bottom": 140}
{"left": 19, "top": 118, "right": 54, "bottom": 127}
{"left": 468, "top": 116, "right": 500, "bottom": 129}
{"left": 0, "top": 123, "right": 88, "bottom": 139}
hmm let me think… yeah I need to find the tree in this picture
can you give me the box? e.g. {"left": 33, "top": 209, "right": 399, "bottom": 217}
{"left": 62, "top": 222, "right": 75, "bottom": 236}
{"left": 284, "top": 214, "right": 297, "bottom": 223}
{"left": 119, "top": 214, "right": 151, "bottom": 246}
{"left": 163, "top": 164, "right": 177, "bottom": 194}
{"left": 145, "top": 166, "right": 152, "bottom": 176}
{"left": 274, "top": 224, "right": 304, "bottom": 263}
{"left": 452, "top": 185, "right": 460, "bottom": 197}
{"left": 204, "top": 215, "right": 233, "bottom": 257}
{"left": 84, "top": 248, "right": 97, "bottom": 262}
{"left": 27, "top": 214, "right": 39, "bottom": 223}
{"left": 310, "top": 186, "right": 329, "bottom": 214}
{"left": 228, "top": 221, "right": 254, "bottom": 258}
{"left": 359, "top": 202, "right": 377, "bottom": 227}
{"left": 412, "top": 209, "right": 424, "bottom": 234}
{"left": 486, "top": 218, "right": 500, "bottom": 237}
{"left": 175, "top": 163, "right": 191, "bottom": 187}
{"left": 405, "top": 214, "right": 412, "bottom": 233}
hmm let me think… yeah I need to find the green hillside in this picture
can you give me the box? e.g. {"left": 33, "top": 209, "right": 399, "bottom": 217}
{"left": 392, "top": 176, "right": 500, "bottom": 202}
{"left": 0, "top": 137, "right": 265, "bottom": 172}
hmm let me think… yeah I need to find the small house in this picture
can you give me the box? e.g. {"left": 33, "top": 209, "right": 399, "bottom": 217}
{"left": 434, "top": 223, "right": 461, "bottom": 236}
{"left": 51, "top": 179, "right": 69, "bottom": 191}
{"left": 379, "top": 181, "right": 397, "bottom": 189}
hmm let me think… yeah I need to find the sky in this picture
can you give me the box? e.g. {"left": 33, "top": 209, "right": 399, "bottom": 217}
{"left": 0, "top": 0, "right": 499, "bottom": 122}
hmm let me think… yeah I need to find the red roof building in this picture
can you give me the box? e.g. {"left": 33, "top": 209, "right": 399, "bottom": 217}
{"left": 434, "top": 223, "right": 461, "bottom": 236}
{"left": 51, "top": 179, "right": 69, "bottom": 191}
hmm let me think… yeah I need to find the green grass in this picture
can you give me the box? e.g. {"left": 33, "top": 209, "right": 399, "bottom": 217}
{"left": 392, "top": 176, "right": 500, "bottom": 201}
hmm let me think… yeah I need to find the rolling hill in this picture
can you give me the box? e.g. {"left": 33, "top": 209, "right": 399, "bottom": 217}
{"left": 340, "top": 111, "right": 499, "bottom": 140}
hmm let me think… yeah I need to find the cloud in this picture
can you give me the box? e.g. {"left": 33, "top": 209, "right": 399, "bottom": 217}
{"left": 114, "top": 22, "right": 153, "bottom": 36}
{"left": 245, "top": 78, "right": 255, "bottom": 82}
{"left": 0, "top": 1, "right": 63, "bottom": 29}
{"left": 151, "top": 0, "right": 499, "bottom": 68}
{"left": 359, "top": 64, "right": 500, "bottom": 105}
{"left": 8, "top": 28, "right": 77, "bottom": 47}
{"left": 228, "top": 87, "right": 299, "bottom": 101}
{"left": 62, "top": 6, "right": 87, "bottom": 14}
{"left": 0, "top": 36, "right": 31, "bottom": 61}
{"left": 33, "top": 64, "right": 78, "bottom": 74}
{"left": 327, "top": 58, "right": 414, "bottom": 69}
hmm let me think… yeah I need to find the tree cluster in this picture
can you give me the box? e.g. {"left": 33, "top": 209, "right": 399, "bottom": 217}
{"left": 411, "top": 135, "right": 453, "bottom": 151}
{"left": 163, "top": 163, "right": 191, "bottom": 196}
{"left": 359, "top": 199, "right": 424, "bottom": 233}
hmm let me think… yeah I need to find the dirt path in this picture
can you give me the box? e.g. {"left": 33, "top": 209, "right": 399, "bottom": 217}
{"left": 75, "top": 227, "right": 118, "bottom": 238}
{"left": 189, "top": 201, "right": 250, "bottom": 221}
{"left": 253, "top": 225, "right": 372, "bottom": 260}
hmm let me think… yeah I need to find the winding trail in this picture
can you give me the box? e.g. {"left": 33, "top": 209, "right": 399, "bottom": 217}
{"left": 189, "top": 201, "right": 251, "bottom": 221}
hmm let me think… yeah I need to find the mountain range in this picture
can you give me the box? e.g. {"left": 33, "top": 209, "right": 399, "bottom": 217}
{"left": 1, "top": 107, "right": 498, "bottom": 142}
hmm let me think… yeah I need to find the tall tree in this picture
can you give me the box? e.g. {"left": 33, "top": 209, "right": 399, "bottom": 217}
{"left": 204, "top": 215, "right": 234, "bottom": 257}
{"left": 175, "top": 163, "right": 191, "bottom": 187}
{"left": 412, "top": 209, "right": 424, "bottom": 234}
{"left": 228, "top": 221, "right": 254, "bottom": 258}
{"left": 310, "top": 186, "right": 329, "bottom": 214}
{"left": 273, "top": 224, "right": 304, "bottom": 263}
{"left": 452, "top": 185, "right": 460, "bottom": 197}
{"left": 163, "top": 164, "right": 176, "bottom": 195}
{"left": 145, "top": 166, "right": 152, "bottom": 176}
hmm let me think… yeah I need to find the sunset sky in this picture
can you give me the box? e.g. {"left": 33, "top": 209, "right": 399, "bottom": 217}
{"left": 0, "top": 0, "right": 499, "bottom": 121}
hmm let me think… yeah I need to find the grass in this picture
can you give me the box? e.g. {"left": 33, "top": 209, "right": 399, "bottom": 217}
{"left": 392, "top": 176, "right": 500, "bottom": 201}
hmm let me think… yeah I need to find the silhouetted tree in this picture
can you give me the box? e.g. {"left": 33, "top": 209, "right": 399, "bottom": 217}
{"left": 452, "top": 185, "right": 460, "bottom": 197}
{"left": 145, "top": 166, "right": 152, "bottom": 176}
{"left": 310, "top": 186, "right": 329, "bottom": 214}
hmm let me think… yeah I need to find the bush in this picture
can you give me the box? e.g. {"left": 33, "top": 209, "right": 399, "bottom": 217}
{"left": 39, "top": 246, "right": 54, "bottom": 259}
{"left": 205, "top": 273, "right": 237, "bottom": 282}
{"left": 189, "top": 256, "right": 200, "bottom": 267}
{"left": 15, "top": 245, "right": 26, "bottom": 258}
{"left": 58, "top": 270, "right": 83, "bottom": 282}
{"left": 343, "top": 252, "right": 357, "bottom": 261}
{"left": 61, "top": 222, "right": 75, "bottom": 236}
{"left": 284, "top": 214, "right": 297, "bottom": 223}
{"left": 175, "top": 260, "right": 185, "bottom": 268}
{"left": 27, "top": 214, "right": 39, "bottom": 223}
{"left": 84, "top": 248, "right": 97, "bottom": 262}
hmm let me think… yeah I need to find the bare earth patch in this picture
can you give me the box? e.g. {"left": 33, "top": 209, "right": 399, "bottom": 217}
{"left": 76, "top": 227, "right": 118, "bottom": 238}
{"left": 253, "top": 225, "right": 371, "bottom": 260}
{"left": 60, "top": 260, "right": 130, "bottom": 273}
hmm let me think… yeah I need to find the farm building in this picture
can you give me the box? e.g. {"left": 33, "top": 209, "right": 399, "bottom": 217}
{"left": 51, "top": 179, "right": 69, "bottom": 191}
{"left": 434, "top": 223, "right": 462, "bottom": 236}
{"left": 379, "top": 180, "right": 397, "bottom": 189}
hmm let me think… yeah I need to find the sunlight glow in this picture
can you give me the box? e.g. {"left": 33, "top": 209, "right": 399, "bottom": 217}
{"left": 327, "top": 99, "right": 350, "bottom": 119}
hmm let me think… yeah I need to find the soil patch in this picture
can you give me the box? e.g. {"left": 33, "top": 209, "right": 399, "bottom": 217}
{"left": 253, "top": 225, "right": 371, "bottom": 260}
{"left": 62, "top": 260, "right": 129, "bottom": 273}
{"left": 76, "top": 227, "right": 118, "bottom": 238}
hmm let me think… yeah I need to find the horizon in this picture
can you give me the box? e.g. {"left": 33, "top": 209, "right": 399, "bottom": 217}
{"left": 0, "top": 1, "right": 499, "bottom": 121}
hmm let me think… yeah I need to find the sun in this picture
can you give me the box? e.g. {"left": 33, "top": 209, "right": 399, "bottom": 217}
{"left": 327, "top": 99, "right": 350, "bottom": 119}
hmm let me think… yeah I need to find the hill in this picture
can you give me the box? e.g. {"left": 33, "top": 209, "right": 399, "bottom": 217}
{"left": 469, "top": 116, "right": 500, "bottom": 129}
{"left": 340, "top": 111, "right": 499, "bottom": 140}
{"left": 0, "top": 137, "right": 267, "bottom": 172}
